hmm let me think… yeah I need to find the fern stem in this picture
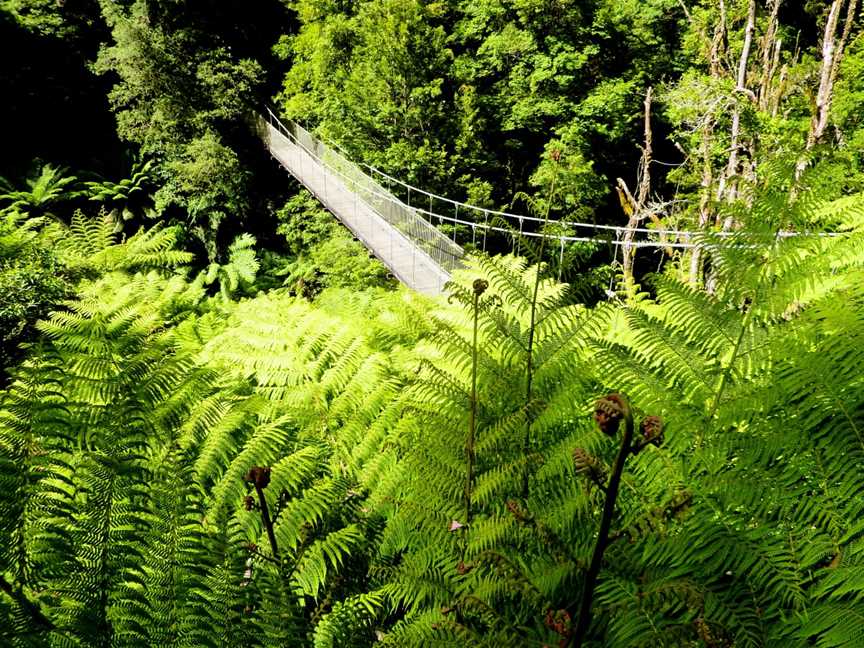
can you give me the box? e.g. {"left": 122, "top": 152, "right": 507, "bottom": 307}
{"left": 255, "top": 485, "right": 280, "bottom": 561}
{"left": 520, "top": 160, "right": 560, "bottom": 499}
{"left": 465, "top": 284, "right": 482, "bottom": 547}
{"left": 569, "top": 401, "right": 634, "bottom": 647}
{"left": 834, "top": 397, "right": 864, "bottom": 453}
{"left": 95, "top": 470, "right": 115, "bottom": 646}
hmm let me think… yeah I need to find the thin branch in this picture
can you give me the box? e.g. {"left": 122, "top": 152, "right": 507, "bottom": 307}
{"left": 248, "top": 545, "right": 281, "bottom": 566}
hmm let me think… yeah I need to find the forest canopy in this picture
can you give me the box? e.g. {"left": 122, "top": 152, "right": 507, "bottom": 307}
{"left": 2, "top": 1, "right": 864, "bottom": 647}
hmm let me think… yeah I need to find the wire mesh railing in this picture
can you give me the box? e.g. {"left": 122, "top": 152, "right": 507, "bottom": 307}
{"left": 264, "top": 108, "right": 464, "bottom": 279}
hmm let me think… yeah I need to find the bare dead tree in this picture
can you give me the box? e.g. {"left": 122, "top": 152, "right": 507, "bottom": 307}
{"left": 688, "top": 0, "right": 858, "bottom": 282}
{"left": 758, "top": 0, "right": 783, "bottom": 111}
{"left": 620, "top": 88, "right": 654, "bottom": 285}
{"left": 795, "top": 0, "right": 858, "bottom": 180}
{"left": 715, "top": 0, "right": 756, "bottom": 211}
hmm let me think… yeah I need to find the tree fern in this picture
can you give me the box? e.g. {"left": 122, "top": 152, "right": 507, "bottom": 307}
{"left": 0, "top": 165, "right": 81, "bottom": 221}
{"left": 85, "top": 158, "right": 159, "bottom": 228}
{"left": 2, "top": 178, "right": 864, "bottom": 646}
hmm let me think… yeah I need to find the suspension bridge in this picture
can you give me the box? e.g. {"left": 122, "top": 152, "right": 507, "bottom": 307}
{"left": 260, "top": 108, "right": 828, "bottom": 296}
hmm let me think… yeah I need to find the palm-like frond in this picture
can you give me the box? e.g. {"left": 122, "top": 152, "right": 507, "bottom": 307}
{"left": 0, "top": 165, "right": 81, "bottom": 220}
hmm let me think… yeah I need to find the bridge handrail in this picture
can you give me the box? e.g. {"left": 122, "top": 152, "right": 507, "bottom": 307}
{"left": 265, "top": 109, "right": 670, "bottom": 249}
{"left": 264, "top": 109, "right": 843, "bottom": 253}
{"left": 268, "top": 110, "right": 757, "bottom": 251}
{"left": 266, "top": 108, "right": 837, "bottom": 242}
{"left": 264, "top": 108, "right": 465, "bottom": 272}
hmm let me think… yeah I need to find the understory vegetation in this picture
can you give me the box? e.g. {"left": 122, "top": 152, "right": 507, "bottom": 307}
{"left": 2, "top": 1, "right": 864, "bottom": 647}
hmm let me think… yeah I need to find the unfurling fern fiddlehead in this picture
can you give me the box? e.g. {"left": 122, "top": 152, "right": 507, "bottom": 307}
{"left": 245, "top": 466, "right": 279, "bottom": 560}
{"left": 462, "top": 278, "right": 487, "bottom": 561}
{"left": 569, "top": 394, "right": 664, "bottom": 647}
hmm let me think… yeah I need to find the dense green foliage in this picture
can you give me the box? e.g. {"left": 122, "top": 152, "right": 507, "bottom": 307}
{"left": 3, "top": 1, "right": 864, "bottom": 646}
{"left": 277, "top": 1, "right": 864, "bottom": 224}
{"left": 2, "top": 188, "right": 864, "bottom": 646}
{"left": 273, "top": 193, "right": 395, "bottom": 296}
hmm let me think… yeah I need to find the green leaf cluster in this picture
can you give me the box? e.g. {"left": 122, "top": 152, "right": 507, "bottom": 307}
{"left": 94, "top": 0, "right": 264, "bottom": 250}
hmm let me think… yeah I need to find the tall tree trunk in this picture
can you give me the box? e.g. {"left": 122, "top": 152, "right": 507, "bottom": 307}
{"left": 829, "top": 0, "right": 859, "bottom": 99}
{"left": 710, "top": 0, "right": 728, "bottom": 77}
{"left": 621, "top": 88, "right": 653, "bottom": 287}
{"left": 797, "top": 0, "right": 857, "bottom": 180}
{"left": 771, "top": 63, "right": 788, "bottom": 117}
{"left": 758, "top": 0, "right": 783, "bottom": 111}
{"left": 808, "top": 0, "right": 846, "bottom": 149}
{"left": 715, "top": 0, "right": 756, "bottom": 212}
{"left": 688, "top": 119, "right": 714, "bottom": 285}
{"left": 690, "top": 2, "right": 730, "bottom": 284}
